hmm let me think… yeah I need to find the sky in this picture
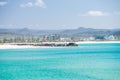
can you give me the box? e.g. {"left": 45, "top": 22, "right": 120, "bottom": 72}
{"left": 0, "top": 0, "right": 120, "bottom": 30}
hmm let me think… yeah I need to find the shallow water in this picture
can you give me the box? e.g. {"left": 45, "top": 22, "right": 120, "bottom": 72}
{"left": 0, "top": 43, "right": 120, "bottom": 80}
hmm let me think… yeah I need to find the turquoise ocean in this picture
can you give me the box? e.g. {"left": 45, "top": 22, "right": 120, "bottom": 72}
{"left": 0, "top": 43, "right": 120, "bottom": 80}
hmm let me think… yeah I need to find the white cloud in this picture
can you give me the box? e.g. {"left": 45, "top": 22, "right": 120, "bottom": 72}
{"left": 80, "top": 10, "right": 109, "bottom": 16}
{"left": 0, "top": 2, "right": 7, "bottom": 6}
{"left": 20, "top": 2, "right": 33, "bottom": 7}
{"left": 35, "top": 0, "right": 46, "bottom": 8}
{"left": 20, "top": 0, "right": 46, "bottom": 8}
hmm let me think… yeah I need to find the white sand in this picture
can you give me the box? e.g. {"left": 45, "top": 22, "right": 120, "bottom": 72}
{"left": 0, "top": 41, "right": 120, "bottom": 49}
{"left": 0, "top": 44, "right": 64, "bottom": 49}
{"left": 0, "top": 44, "right": 39, "bottom": 49}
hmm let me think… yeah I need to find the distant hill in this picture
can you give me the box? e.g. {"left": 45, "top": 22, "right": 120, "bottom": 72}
{"left": 0, "top": 27, "right": 120, "bottom": 37}
{"left": 61, "top": 27, "right": 113, "bottom": 37}
{"left": 0, "top": 28, "right": 62, "bottom": 34}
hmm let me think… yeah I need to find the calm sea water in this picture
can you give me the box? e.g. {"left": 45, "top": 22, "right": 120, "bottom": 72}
{"left": 0, "top": 43, "right": 120, "bottom": 80}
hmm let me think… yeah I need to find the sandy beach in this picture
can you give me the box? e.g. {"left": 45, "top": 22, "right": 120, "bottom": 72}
{"left": 0, "top": 41, "right": 120, "bottom": 49}
{"left": 0, "top": 44, "right": 67, "bottom": 49}
{"left": 0, "top": 44, "right": 58, "bottom": 49}
{"left": 0, "top": 44, "right": 39, "bottom": 49}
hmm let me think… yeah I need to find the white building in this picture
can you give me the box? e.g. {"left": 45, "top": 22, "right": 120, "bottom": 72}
{"left": 105, "top": 35, "right": 115, "bottom": 40}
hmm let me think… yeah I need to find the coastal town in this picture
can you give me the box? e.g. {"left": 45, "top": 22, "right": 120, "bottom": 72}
{"left": 0, "top": 33, "right": 119, "bottom": 43}
{"left": 0, "top": 32, "right": 119, "bottom": 48}
{"left": 0, "top": 27, "right": 120, "bottom": 44}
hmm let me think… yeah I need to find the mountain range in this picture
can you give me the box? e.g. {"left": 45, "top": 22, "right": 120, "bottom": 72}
{"left": 0, "top": 27, "right": 120, "bottom": 36}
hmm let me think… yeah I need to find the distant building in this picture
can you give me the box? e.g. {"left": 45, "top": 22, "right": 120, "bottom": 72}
{"left": 105, "top": 35, "right": 115, "bottom": 40}
{"left": 95, "top": 36, "right": 104, "bottom": 40}
{"left": 43, "top": 35, "right": 49, "bottom": 42}
{"left": 88, "top": 37, "right": 95, "bottom": 41}
{"left": 48, "top": 35, "right": 55, "bottom": 42}
{"left": 48, "top": 34, "right": 60, "bottom": 42}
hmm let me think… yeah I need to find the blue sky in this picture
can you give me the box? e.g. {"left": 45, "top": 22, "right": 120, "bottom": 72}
{"left": 0, "top": 0, "right": 120, "bottom": 30}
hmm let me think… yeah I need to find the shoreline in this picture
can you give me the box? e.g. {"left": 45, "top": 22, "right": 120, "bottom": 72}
{"left": 0, "top": 41, "right": 120, "bottom": 49}
{"left": 76, "top": 41, "right": 120, "bottom": 44}
{"left": 0, "top": 44, "right": 64, "bottom": 49}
